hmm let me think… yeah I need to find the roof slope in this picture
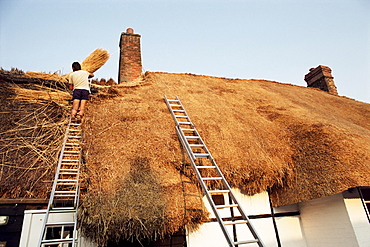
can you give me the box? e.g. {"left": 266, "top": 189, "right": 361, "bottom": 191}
{"left": 79, "top": 71, "right": 370, "bottom": 244}
{"left": 0, "top": 69, "right": 69, "bottom": 199}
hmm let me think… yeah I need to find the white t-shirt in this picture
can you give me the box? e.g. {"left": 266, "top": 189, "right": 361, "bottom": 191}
{"left": 69, "top": 70, "right": 91, "bottom": 92}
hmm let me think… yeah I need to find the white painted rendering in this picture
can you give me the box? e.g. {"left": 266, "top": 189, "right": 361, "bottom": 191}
{"left": 299, "top": 192, "right": 369, "bottom": 247}
{"left": 21, "top": 190, "right": 369, "bottom": 247}
{"left": 188, "top": 190, "right": 306, "bottom": 247}
{"left": 273, "top": 203, "right": 306, "bottom": 247}
{"left": 19, "top": 210, "right": 94, "bottom": 247}
{"left": 343, "top": 190, "right": 370, "bottom": 247}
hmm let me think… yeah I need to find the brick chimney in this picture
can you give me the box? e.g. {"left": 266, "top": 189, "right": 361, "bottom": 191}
{"left": 304, "top": 65, "right": 338, "bottom": 95}
{"left": 118, "top": 28, "right": 142, "bottom": 84}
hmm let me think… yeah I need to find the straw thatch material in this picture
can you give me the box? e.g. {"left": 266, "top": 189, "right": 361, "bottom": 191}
{"left": 79, "top": 71, "right": 370, "bottom": 245}
{"left": 0, "top": 69, "right": 70, "bottom": 198}
{"left": 26, "top": 71, "right": 68, "bottom": 83}
{"left": 79, "top": 80, "right": 208, "bottom": 245}
{"left": 81, "top": 48, "right": 110, "bottom": 74}
{"left": 2, "top": 68, "right": 370, "bottom": 245}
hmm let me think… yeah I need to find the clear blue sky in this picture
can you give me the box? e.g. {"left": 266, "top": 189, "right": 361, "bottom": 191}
{"left": 1, "top": 0, "right": 369, "bottom": 103}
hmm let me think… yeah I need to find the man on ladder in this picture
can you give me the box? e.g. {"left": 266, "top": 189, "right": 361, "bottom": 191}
{"left": 68, "top": 61, "right": 94, "bottom": 120}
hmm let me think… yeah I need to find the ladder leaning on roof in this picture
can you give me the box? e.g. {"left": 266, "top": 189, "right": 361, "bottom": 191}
{"left": 38, "top": 117, "right": 83, "bottom": 247}
{"left": 164, "top": 95, "right": 265, "bottom": 247}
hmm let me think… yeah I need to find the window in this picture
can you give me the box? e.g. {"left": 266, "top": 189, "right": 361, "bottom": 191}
{"left": 212, "top": 194, "right": 225, "bottom": 206}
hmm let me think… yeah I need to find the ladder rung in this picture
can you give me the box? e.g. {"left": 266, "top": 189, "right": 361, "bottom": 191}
{"left": 234, "top": 240, "right": 259, "bottom": 245}
{"left": 178, "top": 122, "right": 192, "bottom": 125}
{"left": 62, "top": 155, "right": 79, "bottom": 158}
{"left": 224, "top": 220, "right": 249, "bottom": 225}
{"left": 65, "top": 143, "right": 79, "bottom": 145}
{"left": 201, "top": 177, "right": 222, "bottom": 180}
{"left": 54, "top": 195, "right": 77, "bottom": 198}
{"left": 57, "top": 182, "right": 78, "bottom": 185}
{"left": 62, "top": 159, "right": 79, "bottom": 162}
{"left": 68, "top": 136, "right": 81, "bottom": 138}
{"left": 185, "top": 136, "right": 200, "bottom": 139}
{"left": 193, "top": 153, "right": 210, "bottom": 158}
{"left": 54, "top": 193, "right": 76, "bottom": 196}
{"left": 189, "top": 144, "right": 204, "bottom": 148}
{"left": 64, "top": 151, "right": 80, "bottom": 154}
{"left": 54, "top": 196, "right": 76, "bottom": 199}
{"left": 52, "top": 207, "right": 75, "bottom": 210}
{"left": 215, "top": 204, "right": 239, "bottom": 209}
{"left": 182, "top": 129, "right": 196, "bottom": 132}
{"left": 45, "top": 221, "right": 75, "bottom": 226}
{"left": 41, "top": 239, "right": 75, "bottom": 244}
{"left": 59, "top": 171, "right": 79, "bottom": 175}
{"left": 49, "top": 209, "right": 76, "bottom": 213}
{"left": 195, "top": 166, "right": 216, "bottom": 169}
{"left": 209, "top": 190, "right": 229, "bottom": 194}
{"left": 55, "top": 190, "right": 77, "bottom": 193}
{"left": 175, "top": 115, "right": 188, "bottom": 118}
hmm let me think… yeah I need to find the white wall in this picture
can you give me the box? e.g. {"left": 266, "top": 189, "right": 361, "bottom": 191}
{"left": 299, "top": 192, "right": 362, "bottom": 247}
{"left": 188, "top": 190, "right": 306, "bottom": 247}
{"left": 19, "top": 210, "right": 95, "bottom": 247}
{"left": 342, "top": 190, "right": 370, "bottom": 247}
{"left": 274, "top": 203, "right": 307, "bottom": 247}
{"left": 19, "top": 210, "right": 45, "bottom": 247}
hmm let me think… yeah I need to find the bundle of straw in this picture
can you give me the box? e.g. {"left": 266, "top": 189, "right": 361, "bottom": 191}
{"left": 81, "top": 48, "right": 110, "bottom": 73}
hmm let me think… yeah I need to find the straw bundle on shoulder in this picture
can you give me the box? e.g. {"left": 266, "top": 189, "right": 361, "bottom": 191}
{"left": 81, "top": 48, "right": 110, "bottom": 73}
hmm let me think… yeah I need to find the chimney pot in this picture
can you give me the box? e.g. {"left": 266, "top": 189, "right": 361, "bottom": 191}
{"left": 304, "top": 65, "right": 338, "bottom": 95}
{"left": 126, "top": 28, "right": 134, "bottom": 34}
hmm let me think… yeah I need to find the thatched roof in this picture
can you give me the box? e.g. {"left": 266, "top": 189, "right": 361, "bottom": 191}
{"left": 2, "top": 69, "right": 370, "bottom": 246}
{"left": 0, "top": 69, "right": 70, "bottom": 199}
{"left": 78, "top": 71, "right": 370, "bottom": 245}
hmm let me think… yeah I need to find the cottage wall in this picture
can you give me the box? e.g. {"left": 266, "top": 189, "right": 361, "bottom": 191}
{"left": 118, "top": 28, "right": 142, "bottom": 83}
{"left": 343, "top": 190, "right": 370, "bottom": 246}
{"left": 19, "top": 210, "right": 95, "bottom": 247}
{"left": 299, "top": 192, "right": 367, "bottom": 247}
{"left": 187, "top": 190, "right": 306, "bottom": 247}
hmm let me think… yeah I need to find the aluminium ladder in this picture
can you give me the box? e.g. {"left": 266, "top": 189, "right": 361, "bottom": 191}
{"left": 38, "top": 117, "right": 83, "bottom": 247}
{"left": 164, "top": 95, "right": 265, "bottom": 247}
